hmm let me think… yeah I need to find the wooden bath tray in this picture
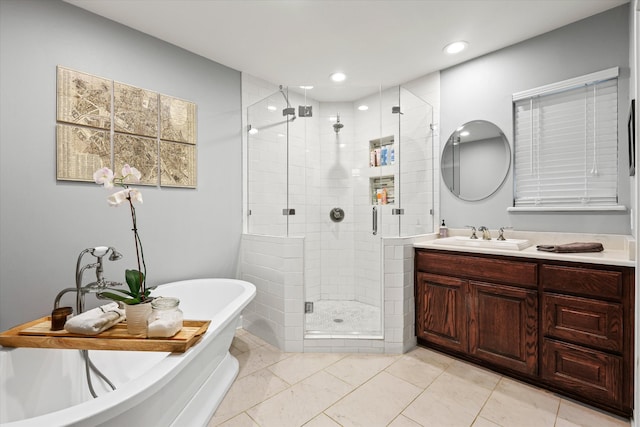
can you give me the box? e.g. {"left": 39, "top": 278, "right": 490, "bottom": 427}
{"left": 0, "top": 317, "right": 210, "bottom": 353}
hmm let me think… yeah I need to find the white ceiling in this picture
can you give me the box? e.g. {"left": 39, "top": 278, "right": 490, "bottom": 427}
{"left": 63, "top": 0, "right": 629, "bottom": 101}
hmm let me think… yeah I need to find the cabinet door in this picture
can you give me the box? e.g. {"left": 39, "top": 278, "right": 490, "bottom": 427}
{"left": 469, "top": 281, "right": 538, "bottom": 375}
{"left": 542, "top": 338, "right": 622, "bottom": 405}
{"left": 416, "top": 272, "right": 467, "bottom": 353}
{"left": 543, "top": 293, "right": 623, "bottom": 352}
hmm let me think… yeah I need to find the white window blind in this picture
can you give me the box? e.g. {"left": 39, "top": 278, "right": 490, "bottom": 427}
{"left": 513, "top": 68, "right": 618, "bottom": 208}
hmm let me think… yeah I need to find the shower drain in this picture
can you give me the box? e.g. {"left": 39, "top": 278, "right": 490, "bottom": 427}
{"left": 333, "top": 318, "right": 343, "bottom": 323}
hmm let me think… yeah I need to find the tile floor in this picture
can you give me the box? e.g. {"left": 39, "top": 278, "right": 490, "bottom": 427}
{"left": 208, "top": 329, "right": 631, "bottom": 427}
{"left": 305, "top": 300, "right": 381, "bottom": 335}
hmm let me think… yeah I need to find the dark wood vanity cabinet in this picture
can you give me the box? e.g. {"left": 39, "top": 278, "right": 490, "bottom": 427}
{"left": 540, "top": 262, "right": 634, "bottom": 415}
{"left": 415, "top": 251, "right": 538, "bottom": 375}
{"left": 415, "top": 248, "right": 634, "bottom": 416}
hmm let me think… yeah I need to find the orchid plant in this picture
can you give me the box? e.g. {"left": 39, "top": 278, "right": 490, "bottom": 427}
{"left": 93, "top": 165, "right": 150, "bottom": 305}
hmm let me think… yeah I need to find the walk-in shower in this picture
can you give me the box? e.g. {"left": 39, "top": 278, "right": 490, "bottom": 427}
{"left": 244, "top": 83, "right": 434, "bottom": 349}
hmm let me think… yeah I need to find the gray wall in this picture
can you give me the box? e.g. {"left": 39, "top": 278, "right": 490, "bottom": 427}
{"left": 0, "top": 0, "right": 242, "bottom": 330}
{"left": 440, "top": 5, "right": 631, "bottom": 234}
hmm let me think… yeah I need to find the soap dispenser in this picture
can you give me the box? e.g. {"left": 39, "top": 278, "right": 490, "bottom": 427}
{"left": 439, "top": 219, "right": 448, "bottom": 238}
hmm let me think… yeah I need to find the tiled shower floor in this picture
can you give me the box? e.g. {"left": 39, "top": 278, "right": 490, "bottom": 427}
{"left": 304, "top": 300, "right": 381, "bottom": 335}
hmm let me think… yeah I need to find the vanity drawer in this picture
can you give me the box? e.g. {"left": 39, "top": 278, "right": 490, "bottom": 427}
{"left": 415, "top": 250, "right": 537, "bottom": 288}
{"left": 541, "top": 264, "right": 623, "bottom": 300}
{"left": 542, "top": 338, "right": 622, "bottom": 405}
{"left": 543, "top": 293, "right": 622, "bottom": 352}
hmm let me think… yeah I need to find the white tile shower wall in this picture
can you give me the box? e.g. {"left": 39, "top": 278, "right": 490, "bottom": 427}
{"left": 382, "top": 235, "right": 425, "bottom": 353}
{"left": 318, "top": 103, "right": 357, "bottom": 302}
{"left": 302, "top": 235, "right": 425, "bottom": 354}
{"left": 240, "top": 234, "right": 304, "bottom": 352}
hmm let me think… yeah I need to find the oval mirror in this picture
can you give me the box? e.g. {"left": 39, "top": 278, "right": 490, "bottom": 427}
{"left": 441, "top": 120, "right": 511, "bottom": 201}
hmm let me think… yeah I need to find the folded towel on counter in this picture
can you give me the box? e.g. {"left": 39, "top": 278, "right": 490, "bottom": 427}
{"left": 536, "top": 242, "right": 604, "bottom": 253}
{"left": 64, "top": 302, "right": 125, "bottom": 335}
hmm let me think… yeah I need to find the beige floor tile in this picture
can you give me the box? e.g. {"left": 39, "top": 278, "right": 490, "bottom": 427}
{"left": 420, "top": 369, "right": 494, "bottom": 416}
{"left": 235, "top": 345, "right": 291, "bottom": 378}
{"left": 230, "top": 344, "right": 243, "bottom": 357}
{"left": 405, "top": 346, "right": 456, "bottom": 370}
{"left": 385, "top": 353, "right": 447, "bottom": 389}
{"left": 555, "top": 399, "right": 630, "bottom": 427}
{"left": 325, "top": 371, "right": 423, "bottom": 427}
{"left": 304, "top": 413, "right": 342, "bottom": 427}
{"left": 247, "top": 370, "right": 354, "bottom": 427}
{"left": 230, "top": 333, "right": 263, "bottom": 353}
{"left": 268, "top": 352, "right": 346, "bottom": 385}
{"left": 214, "top": 332, "right": 630, "bottom": 427}
{"left": 388, "top": 414, "right": 423, "bottom": 427}
{"left": 403, "top": 388, "right": 478, "bottom": 427}
{"left": 215, "top": 412, "right": 259, "bottom": 427}
{"left": 478, "top": 377, "right": 560, "bottom": 427}
{"left": 325, "top": 353, "right": 400, "bottom": 387}
{"left": 208, "top": 368, "right": 289, "bottom": 426}
{"left": 471, "top": 417, "right": 502, "bottom": 427}
{"left": 443, "top": 360, "right": 501, "bottom": 391}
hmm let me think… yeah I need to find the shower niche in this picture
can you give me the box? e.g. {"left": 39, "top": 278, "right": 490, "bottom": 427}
{"left": 370, "top": 175, "right": 395, "bottom": 205}
{"left": 369, "top": 135, "right": 396, "bottom": 205}
{"left": 369, "top": 135, "right": 395, "bottom": 168}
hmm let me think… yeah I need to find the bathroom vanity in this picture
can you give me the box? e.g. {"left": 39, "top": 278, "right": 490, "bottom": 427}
{"left": 414, "top": 237, "right": 635, "bottom": 417}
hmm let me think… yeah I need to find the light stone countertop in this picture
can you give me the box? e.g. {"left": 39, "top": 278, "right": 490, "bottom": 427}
{"left": 413, "top": 229, "right": 636, "bottom": 268}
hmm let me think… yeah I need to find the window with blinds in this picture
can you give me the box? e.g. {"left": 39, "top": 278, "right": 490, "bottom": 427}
{"left": 512, "top": 68, "right": 618, "bottom": 208}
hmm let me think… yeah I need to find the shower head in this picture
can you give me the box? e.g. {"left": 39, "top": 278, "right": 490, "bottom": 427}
{"left": 333, "top": 114, "right": 344, "bottom": 133}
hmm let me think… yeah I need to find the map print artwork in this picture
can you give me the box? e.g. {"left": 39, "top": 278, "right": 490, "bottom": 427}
{"left": 160, "top": 141, "right": 196, "bottom": 188}
{"left": 56, "top": 124, "right": 110, "bottom": 181}
{"left": 114, "top": 82, "right": 159, "bottom": 138}
{"left": 57, "top": 67, "right": 111, "bottom": 130}
{"left": 114, "top": 133, "right": 159, "bottom": 186}
{"left": 160, "top": 95, "right": 196, "bottom": 144}
{"left": 56, "top": 66, "right": 197, "bottom": 188}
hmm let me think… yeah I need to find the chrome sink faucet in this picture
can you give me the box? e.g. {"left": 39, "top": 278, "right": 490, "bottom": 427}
{"left": 465, "top": 225, "right": 478, "bottom": 239}
{"left": 478, "top": 226, "right": 491, "bottom": 240}
{"left": 497, "top": 226, "right": 513, "bottom": 241}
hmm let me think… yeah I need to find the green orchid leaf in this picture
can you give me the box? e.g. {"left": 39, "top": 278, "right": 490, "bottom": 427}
{"left": 102, "top": 287, "right": 135, "bottom": 298}
{"left": 125, "top": 269, "right": 145, "bottom": 295}
{"left": 98, "top": 291, "right": 131, "bottom": 303}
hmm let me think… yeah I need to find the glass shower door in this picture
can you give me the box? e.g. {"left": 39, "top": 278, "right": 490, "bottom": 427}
{"left": 398, "top": 87, "right": 435, "bottom": 236}
{"left": 246, "top": 91, "right": 290, "bottom": 236}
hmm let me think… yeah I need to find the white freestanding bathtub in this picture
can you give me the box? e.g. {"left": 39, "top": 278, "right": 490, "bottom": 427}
{"left": 0, "top": 278, "right": 256, "bottom": 427}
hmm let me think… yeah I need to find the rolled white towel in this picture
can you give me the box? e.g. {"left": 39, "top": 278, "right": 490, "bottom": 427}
{"left": 64, "top": 302, "right": 125, "bottom": 335}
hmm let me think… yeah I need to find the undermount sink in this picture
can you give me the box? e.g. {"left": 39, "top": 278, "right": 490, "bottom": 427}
{"left": 433, "top": 236, "right": 532, "bottom": 251}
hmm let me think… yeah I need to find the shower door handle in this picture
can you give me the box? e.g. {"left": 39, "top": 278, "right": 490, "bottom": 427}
{"left": 372, "top": 206, "right": 378, "bottom": 235}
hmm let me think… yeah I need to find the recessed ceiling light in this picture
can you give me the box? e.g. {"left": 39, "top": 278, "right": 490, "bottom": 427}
{"left": 358, "top": 105, "right": 369, "bottom": 111}
{"left": 267, "top": 105, "right": 277, "bottom": 111}
{"left": 299, "top": 85, "right": 314, "bottom": 90}
{"left": 330, "top": 72, "right": 346, "bottom": 83}
{"left": 443, "top": 41, "right": 468, "bottom": 55}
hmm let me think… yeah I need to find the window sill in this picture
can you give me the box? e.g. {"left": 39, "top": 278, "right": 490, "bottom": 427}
{"left": 507, "top": 205, "right": 627, "bottom": 213}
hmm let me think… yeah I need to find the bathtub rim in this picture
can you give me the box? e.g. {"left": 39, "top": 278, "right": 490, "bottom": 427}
{"left": 0, "top": 278, "right": 255, "bottom": 427}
